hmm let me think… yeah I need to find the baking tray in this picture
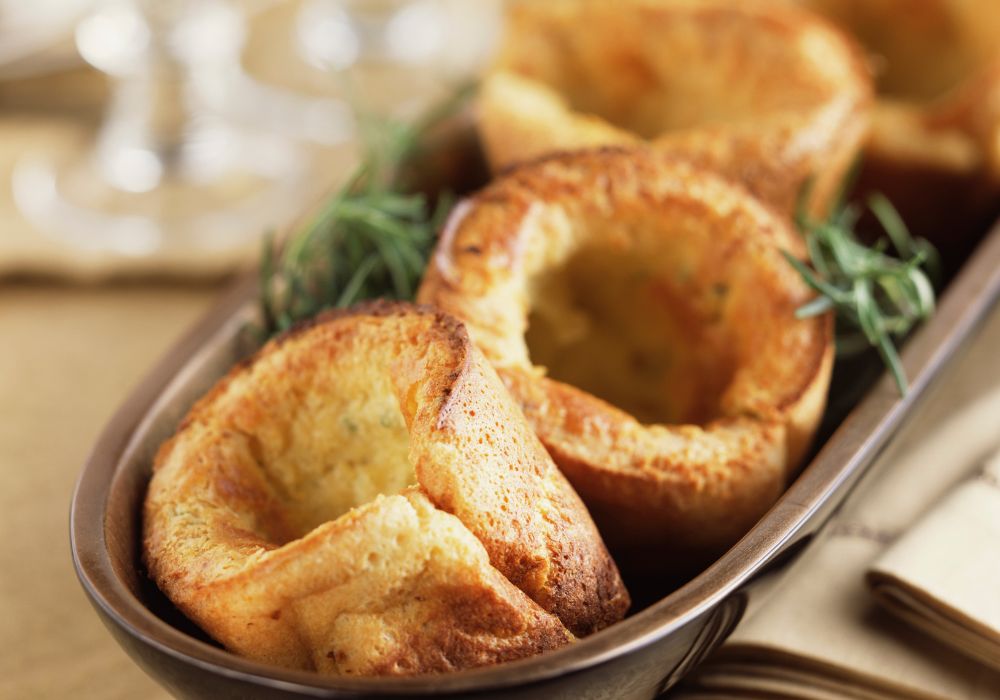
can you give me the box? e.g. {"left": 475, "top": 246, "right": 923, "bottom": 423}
{"left": 70, "top": 158, "right": 1000, "bottom": 697}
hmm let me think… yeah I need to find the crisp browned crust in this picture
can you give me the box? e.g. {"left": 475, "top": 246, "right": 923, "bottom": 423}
{"left": 478, "top": 0, "right": 873, "bottom": 217}
{"left": 143, "top": 304, "right": 629, "bottom": 676}
{"left": 417, "top": 148, "right": 834, "bottom": 559}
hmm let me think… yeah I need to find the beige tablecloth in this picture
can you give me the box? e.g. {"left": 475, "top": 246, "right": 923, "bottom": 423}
{"left": 0, "top": 282, "right": 218, "bottom": 699}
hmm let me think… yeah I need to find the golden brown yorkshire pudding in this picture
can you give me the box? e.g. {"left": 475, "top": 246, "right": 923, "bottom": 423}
{"left": 478, "top": 0, "right": 872, "bottom": 217}
{"left": 418, "top": 149, "right": 834, "bottom": 562}
{"left": 794, "top": 0, "right": 1000, "bottom": 243}
{"left": 143, "top": 304, "right": 628, "bottom": 676}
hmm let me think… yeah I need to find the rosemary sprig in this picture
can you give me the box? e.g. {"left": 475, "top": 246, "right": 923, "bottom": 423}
{"left": 786, "top": 193, "right": 938, "bottom": 395}
{"left": 258, "top": 88, "right": 471, "bottom": 337}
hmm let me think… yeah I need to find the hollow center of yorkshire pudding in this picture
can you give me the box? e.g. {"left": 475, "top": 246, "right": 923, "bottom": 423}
{"left": 525, "top": 243, "right": 737, "bottom": 426}
{"left": 544, "top": 50, "right": 817, "bottom": 140}
{"left": 501, "top": 7, "right": 832, "bottom": 139}
{"left": 798, "top": 0, "right": 1000, "bottom": 102}
{"left": 247, "top": 365, "right": 415, "bottom": 540}
{"left": 847, "top": 27, "right": 988, "bottom": 102}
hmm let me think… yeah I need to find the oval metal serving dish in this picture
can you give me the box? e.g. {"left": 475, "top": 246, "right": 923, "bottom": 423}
{"left": 71, "top": 212, "right": 1000, "bottom": 698}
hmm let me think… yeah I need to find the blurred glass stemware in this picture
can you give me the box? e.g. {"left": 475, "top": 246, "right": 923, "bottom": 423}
{"left": 198, "top": 0, "right": 500, "bottom": 147}
{"left": 13, "top": 0, "right": 310, "bottom": 257}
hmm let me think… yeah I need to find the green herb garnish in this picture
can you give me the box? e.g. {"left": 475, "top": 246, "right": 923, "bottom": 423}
{"left": 785, "top": 192, "right": 938, "bottom": 395}
{"left": 259, "top": 86, "right": 473, "bottom": 337}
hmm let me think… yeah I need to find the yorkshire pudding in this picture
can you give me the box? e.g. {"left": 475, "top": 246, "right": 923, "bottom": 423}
{"left": 143, "top": 304, "right": 628, "bottom": 676}
{"left": 418, "top": 149, "right": 834, "bottom": 563}
{"left": 795, "top": 0, "right": 1000, "bottom": 243}
{"left": 478, "top": 0, "right": 872, "bottom": 217}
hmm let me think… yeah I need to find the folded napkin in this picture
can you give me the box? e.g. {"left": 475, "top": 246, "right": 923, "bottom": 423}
{"left": 867, "top": 449, "right": 1000, "bottom": 672}
{"left": 674, "top": 308, "right": 1000, "bottom": 700}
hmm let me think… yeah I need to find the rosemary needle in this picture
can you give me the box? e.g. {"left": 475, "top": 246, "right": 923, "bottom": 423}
{"left": 258, "top": 88, "right": 469, "bottom": 338}
{"left": 261, "top": 86, "right": 934, "bottom": 398}
{"left": 786, "top": 193, "right": 938, "bottom": 395}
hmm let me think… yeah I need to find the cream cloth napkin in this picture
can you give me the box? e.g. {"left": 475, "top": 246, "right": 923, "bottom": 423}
{"left": 675, "top": 308, "right": 1000, "bottom": 700}
{"left": 867, "top": 449, "right": 1000, "bottom": 672}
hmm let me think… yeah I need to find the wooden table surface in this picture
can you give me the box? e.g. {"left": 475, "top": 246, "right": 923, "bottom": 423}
{"left": 0, "top": 281, "right": 221, "bottom": 699}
